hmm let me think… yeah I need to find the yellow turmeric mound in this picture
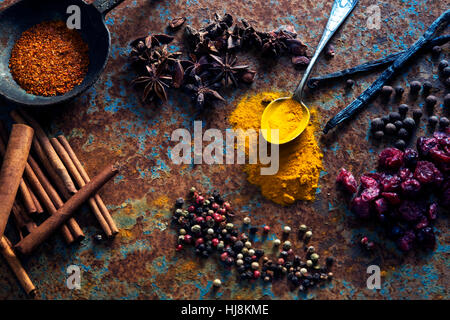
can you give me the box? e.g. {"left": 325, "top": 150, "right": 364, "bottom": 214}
{"left": 229, "top": 92, "right": 323, "bottom": 206}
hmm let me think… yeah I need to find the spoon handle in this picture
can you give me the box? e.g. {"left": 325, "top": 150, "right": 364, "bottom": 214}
{"left": 293, "top": 0, "right": 359, "bottom": 102}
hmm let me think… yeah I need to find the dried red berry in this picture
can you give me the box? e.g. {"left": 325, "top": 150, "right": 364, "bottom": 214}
{"left": 381, "top": 192, "right": 401, "bottom": 205}
{"left": 360, "top": 175, "right": 379, "bottom": 189}
{"left": 414, "top": 161, "right": 443, "bottom": 185}
{"left": 336, "top": 168, "right": 358, "bottom": 194}
{"left": 398, "top": 200, "right": 426, "bottom": 222}
{"left": 381, "top": 174, "right": 401, "bottom": 192}
{"left": 378, "top": 148, "right": 404, "bottom": 170}
{"left": 361, "top": 187, "right": 380, "bottom": 202}
{"left": 401, "top": 179, "right": 421, "bottom": 197}
{"left": 351, "top": 197, "right": 371, "bottom": 219}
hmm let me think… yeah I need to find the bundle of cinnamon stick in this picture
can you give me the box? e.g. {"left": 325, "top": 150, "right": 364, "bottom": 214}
{"left": 0, "top": 108, "right": 120, "bottom": 297}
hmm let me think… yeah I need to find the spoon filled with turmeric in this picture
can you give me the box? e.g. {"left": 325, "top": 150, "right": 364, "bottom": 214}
{"left": 261, "top": 0, "right": 359, "bottom": 144}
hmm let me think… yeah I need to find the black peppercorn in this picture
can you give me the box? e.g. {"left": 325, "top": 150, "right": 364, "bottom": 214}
{"left": 397, "top": 128, "right": 409, "bottom": 139}
{"left": 394, "top": 86, "right": 404, "bottom": 98}
{"left": 373, "top": 131, "right": 384, "bottom": 140}
{"left": 439, "top": 117, "right": 449, "bottom": 128}
{"left": 443, "top": 67, "right": 450, "bottom": 78}
{"left": 398, "top": 104, "right": 409, "bottom": 116}
{"left": 384, "top": 123, "right": 397, "bottom": 135}
{"left": 371, "top": 118, "right": 384, "bottom": 131}
{"left": 431, "top": 46, "right": 441, "bottom": 57}
{"left": 381, "top": 115, "right": 390, "bottom": 124}
{"left": 444, "top": 94, "right": 450, "bottom": 109}
{"left": 409, "top": 81, "right": 421, "bottom": 94}
{"left": 389, "top": 112, "right": 401, "bottom": 122}
{"left": 412, "top": 109, "right": 423, "bottom": 121}
{"left": 422, "top": 81, "right": 432, "bottom": 95}
{"left": 381, "top": 85, "right": 394, "bottom": 99}
{"left": 428, "top": 116, "right": 439, "bottom": 126}
{"left": 394, "top": 120, "right": 403, "bottom": 129}
{"left": 175, "top": 198, "right": 185, "bottom": 207}
{"left": 402, "top": 117, "right": 416, "bottom": 130}
{"left": 438, "top": 59, "right": 448, "bottom": 70}
{"left": 425, "top": 95, "right": 437, "bottom": 108}
{"left": 445, "top": 77, "right": 450, "bottom": 87}
{"left": 345, "top": 79, "right": 355, "bottom": 89}
{"left": 394, "top": 139, "right": 406, "bottom": 150}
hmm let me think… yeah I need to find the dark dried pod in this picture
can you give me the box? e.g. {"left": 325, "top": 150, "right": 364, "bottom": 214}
{"left": 169, "top": 17, "right": 186, "bottom": 30}
{"left": 292, "top": 56, "right": 310, "bottom": 68}
{"left": 286, "top": 39, "right": 308, "bottom": 56}
{"left": 325, "top": 44, "right": 335, "bottom": 59}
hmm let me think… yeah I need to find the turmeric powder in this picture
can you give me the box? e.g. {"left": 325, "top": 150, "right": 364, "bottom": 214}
{"left": 229, "top": 91, "right": 323, "bottom": 206}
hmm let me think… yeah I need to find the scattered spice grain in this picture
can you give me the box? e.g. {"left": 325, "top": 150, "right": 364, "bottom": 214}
{"left": 9, "top": 21, "right": 89, "bottom": 96}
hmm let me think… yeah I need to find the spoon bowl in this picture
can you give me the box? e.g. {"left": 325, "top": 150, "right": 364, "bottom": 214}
{"left": 261, "top": 97, "right": 310, "bottom": 145}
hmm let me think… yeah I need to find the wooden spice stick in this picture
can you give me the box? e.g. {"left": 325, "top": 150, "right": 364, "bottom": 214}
{"left": 16, "top": 164, "right": 119, "bottom": 255}
{"left": 12, "top": 202, "right": 37, "bottom": 238}
{"left": 23, "top": 162, "right": 75, "bottom": 244}
{"left": 28, "top": 185, "right": 44, "bottom": 214}
{"left": 0, "top": 237, "right": 36, "bottom": 296}
{"left": 57, "top": 135, "right": 119, "bottom": 235}
{"left": 11, "top": 109, "right": 77, "bottom": 194}
{"left": 50, "top": 138, "right": 113, "bottom": 237}
{"left": 27, "top": 155, "right": 85, "bottom": 241}
{"left": 0, "top": 124, "right": 34, "bottom": 239}
{"left": 0, "top": 125, "right": 37, "bottom": 215}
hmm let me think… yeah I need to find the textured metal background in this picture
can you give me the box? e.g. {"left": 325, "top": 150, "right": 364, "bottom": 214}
{"left": 0, "top": 0, "right": 448, "bottom": 300}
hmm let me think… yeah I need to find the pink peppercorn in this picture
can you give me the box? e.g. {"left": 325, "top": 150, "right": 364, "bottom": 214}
{"left": 212, "top": 238, "right": 219, "bottom": 247}
{"left": 263, "top": 225, "right": 270, "bottom": 233}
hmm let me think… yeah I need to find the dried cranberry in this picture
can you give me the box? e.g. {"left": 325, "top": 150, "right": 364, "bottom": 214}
{"left": 399, "top": 168, "right": 413, "bottom": 181}
{"left": 397, "top": 231, "right": 416, "bottom": 251}
{"left": 414, "top": 161, "right": 443, "bottom": 185}
{"left": 427, "top": 203, "right": 438, "bottom": 220}
{"left": 381, "top": 192, "right": 401, "bottom": 205}
{"left": 378, "top": 148, "right": 404, "bottom": 170}
{"left": 416, "top": 227, "right": 435, "bottom": 249}
{"left": 374, "top": 198, "right": 389, "bottom": 215}
{"left": 360, "top": 175, "right": 379, "bottom": 189}
{"left": 433, "top": 131, "right": 450, "bottom": 148}
{"left": 429, "top": 148, "right": 450, "bottom": 164}
{"left": 403, "top": 148, "right": 419, "bottom": 168}
{"left": 351, "top": 197, "right": 371, "bottom": 219}
{"left": 417, "top": 137, "right": 439, "bottom": 157}
{"left": 401, "top": 179, "right": 421, "bottom": 197}
{"left": 381, "top": 174, "right": 401, "bottom": 192}
{"left": 361, "top": 187, "right": 380, "bottom": 202}
{"left": 336, "top": 168, "right": 358, "bottom": 194}
{"left": 398, "top": 200, "right": 426, "bottom": 222}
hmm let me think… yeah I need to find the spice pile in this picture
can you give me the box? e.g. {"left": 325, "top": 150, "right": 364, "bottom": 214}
{"left": 172, "top": 188, "right": 334, "bottom": 292}
{"left": 337, "top": 129, "right": 449, "bottom": 252}
{"left": 129, "top": 13, "right": 309, "bottom": 107}
{"left": 229, "top": 92, "right": 323, "bottom": 205}
{"left": 9, "top": 21, "right": 89, "bottom": 96}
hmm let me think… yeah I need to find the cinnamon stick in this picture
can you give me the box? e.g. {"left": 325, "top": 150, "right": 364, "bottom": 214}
{"left": 0, "top": 236, "right": 36, "bottom": 296}
{"left": 16, "top": 164, "right": 119, "bottom": 255}
{"left": 27, "top": 155, "right": 84, "bottom": 241}
{"left": 23, "top": 161, "right": 75, "bottom": 244}
{"left": 0, "top": 123, "right": 38, "bottom": 215}
{"left": 0, "top": 124, "right": 34, "bottom": 239}
{"left": 10, "top": 109, "right": 77, "bottom": 193}
{"left": 12, "top": 202, "right": 37, "bottom": 238}
{"left": 57, "top": 135, "right": 119, "bottom": 235}
{"left": 28, "top": 185, "right": 44, "bottom": 214}
{"left": 51, "top": 138, "right": 113, "bottom": 237}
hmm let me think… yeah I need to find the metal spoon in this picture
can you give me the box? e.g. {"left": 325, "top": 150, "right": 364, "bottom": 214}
{"left": 261, "top": 0, "right": 359, "bottom": 144}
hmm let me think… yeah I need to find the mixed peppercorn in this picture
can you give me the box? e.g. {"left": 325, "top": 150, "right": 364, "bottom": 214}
{"left": 337, "top": 129, "right": 449, "bottom": 252}
{"left": 130, "top": 12, "right": 309, "bottom": 108}
{"left": 172, "top": 188, "right": 334, "bottom": 292}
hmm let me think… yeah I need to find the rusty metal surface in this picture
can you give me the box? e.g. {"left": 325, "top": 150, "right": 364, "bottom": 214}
{"left": 0, "top": 0, "right": 448, "bottom": 300}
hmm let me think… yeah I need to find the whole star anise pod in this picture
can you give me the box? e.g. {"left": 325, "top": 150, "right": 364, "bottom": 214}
{"left": 210, "top": 54, "right": 250, "bottom": 87}
{"left": 185, "top": 76, "right": 225, "bottom": 108}
{"left": 260, "top": 28, "right": 297, "bottom": 58}
{"left": 181, "top": 54, "right": 211, "bottom": 78}
{"left": 132, "top": 62, "right": 172, "bottom": 102}
{"left": 201, "top": 13, "right": 233, "bottom": 39}
{"left": 240, "top": 20, "right": 263, "bottom": 49}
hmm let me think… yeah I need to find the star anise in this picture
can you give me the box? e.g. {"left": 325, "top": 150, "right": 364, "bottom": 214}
{"left": 130, "top": 34, "right": 174, "bottom": 62}
{"left": 240, "top": 20, "right": 263, "bottom": 49}
{"left": 260, "top": 28, "right": 297, "bottom": 58}
{"left": 201, "top": 13, "right": 233, "bottom": 39}
{"left": 185, "top": 76, "right": 225, "bottom": 109}
{"left": 181, "top": 54, "right": 211, "bottom": 78}
{"left": 210, "top": 54, "right": 250, "bottom": 87}
{"left": 132, "top": 62, "right": 172, "bottom": 102}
